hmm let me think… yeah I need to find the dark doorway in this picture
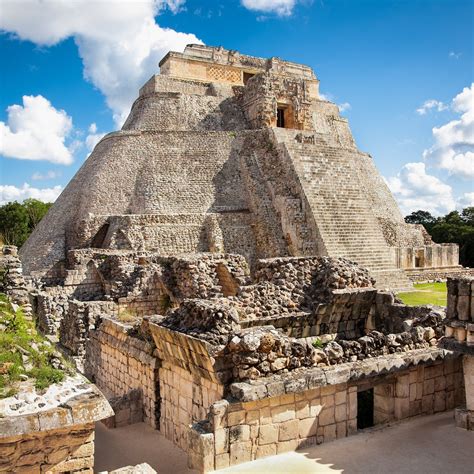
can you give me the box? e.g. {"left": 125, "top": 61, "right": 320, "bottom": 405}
{"left": 357, "top": 388, "right": 374, "bottom": 429}
{"left": 243, "top": 72, "right": 255, "bottom": 85}
{"left": 277, "top": 108, "right": 285, "bottom": 128}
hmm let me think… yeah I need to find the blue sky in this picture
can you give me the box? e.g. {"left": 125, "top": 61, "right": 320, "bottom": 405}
{"left": 0, "top": 0, "right": 472, "bottom": 215}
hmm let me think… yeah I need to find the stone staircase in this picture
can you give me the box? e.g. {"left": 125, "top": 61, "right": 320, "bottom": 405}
{"left": 272, "top": 129, "right": 412, "bottom": 290}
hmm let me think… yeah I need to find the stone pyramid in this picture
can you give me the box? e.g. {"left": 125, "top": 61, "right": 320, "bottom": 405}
{"left": 20, "top": 45, "right": 459, "bottom": 289}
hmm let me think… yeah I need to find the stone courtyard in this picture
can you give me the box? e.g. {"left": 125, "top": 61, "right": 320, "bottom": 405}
{"left": 1, "top": 45, "right": 473, "bottom": 473}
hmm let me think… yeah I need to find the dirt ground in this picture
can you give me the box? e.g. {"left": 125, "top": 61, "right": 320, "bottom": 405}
{"left": 94, "top": 411, "right": 473, "bottom": 474}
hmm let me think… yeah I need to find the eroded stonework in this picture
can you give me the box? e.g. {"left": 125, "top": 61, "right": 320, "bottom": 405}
{"left": 7, "top": 45, "right": 474, "bottom": 473}
{"left": 20, "top": 44, "right": 464, "bottom": 290}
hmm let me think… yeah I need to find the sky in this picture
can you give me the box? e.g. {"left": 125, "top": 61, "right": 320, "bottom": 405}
{"left": 0, "top": 0, "right": 472, "bottom": 215}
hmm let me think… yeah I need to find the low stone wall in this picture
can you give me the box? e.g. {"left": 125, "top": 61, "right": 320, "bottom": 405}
{"left": 188, "top": 352, "right": 463, "bottom": 472}
{"left": 1, "top": 423, "right": 95, "bottom": 473}
{"left": 85, "top": 318, "right": 160, "bottom": 428}
{"left": 0, "top": 386, "right": 112, "bottom": 473}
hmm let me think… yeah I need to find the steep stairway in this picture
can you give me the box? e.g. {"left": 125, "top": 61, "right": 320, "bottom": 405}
{"left": 272, "top": 128, "right": 412, "bottom": 290}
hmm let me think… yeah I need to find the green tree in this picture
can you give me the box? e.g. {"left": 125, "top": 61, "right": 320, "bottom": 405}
{"left": 22, "top": 199, "right": 52, "bottom": 231}
{"left": 0, "top": 202, "right": 30, "bottom": 247}
{"left": 461, "top": 207, "right": 474, "bottom": 226}
{"left": 404, "top": 210, "right": 437, "bottom": 232}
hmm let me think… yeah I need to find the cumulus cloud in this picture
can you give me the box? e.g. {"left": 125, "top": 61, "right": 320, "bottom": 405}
{"left": 31, "top": 170, "right": 61, "bottom": 181}
{"left": 85, "top": 123, "right": 106, "bottom": 151}
{"left": 0, "top": 183, "right": 63, "bottom": 205}
{"left": 386, "top": 162, "right": 456, "bottom": 215}
{"left": 449, "top": 51, "right": 461, "bottom": 59}
{"left": 0, "top": 95, "right": 74, "bottom": 164}
{"left": 416, "top": 99, "right": 447, "bottom": 115}
{"left": 338, "top": 102, "right": 351, "bottom": 113}
{"left": 423, "top": 83, "right": 474, "bottom": 179}
{"left": 457, "top": 192, "right": 474, "bottom": 208}
{"left": 0, "top": 0, "right": 201, "bottom": 125}
{"left": 241, "top": 0, "right": 298, "bottom": 16}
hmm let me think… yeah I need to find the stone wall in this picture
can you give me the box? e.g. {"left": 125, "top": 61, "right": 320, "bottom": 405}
{"left": 395, "top": 244, "right": 459, "bottom": 271}
{"left": 187, "top": 354, "right": 463, "bottom": 472}
{"left": 160, "top": 361, "right": 224, "bottom": 451}
{"left": 85, "top": 318, "right": 160, "bottom": 428}
{"left": 441, "top": 276, "right": 474, "bottom": 430}
{"left": 0, "top": 385, "right": 112, "bottom": 473}
{"left": 1, "top": 423, "right": 95, "bottom": 473}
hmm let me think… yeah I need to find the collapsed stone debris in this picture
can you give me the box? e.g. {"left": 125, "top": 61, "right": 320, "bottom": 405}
{"left": 2, "top": 45, "right": 474, "bottom": 473}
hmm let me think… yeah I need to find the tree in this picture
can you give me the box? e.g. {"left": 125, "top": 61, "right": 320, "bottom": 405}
{"left": 0, "top": 202, "right": 30, "bottom": 247}
{"left": 461, "top": 207, "right": 474, "bottom": 226}
{"left": 404, "top": 210, "right": 437, "bottom": 229}
{"left": 22, "top": 199, "right": 52, "bottom": 231}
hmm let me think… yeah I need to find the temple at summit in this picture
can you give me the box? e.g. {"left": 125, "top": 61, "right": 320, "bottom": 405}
{"left": 20, "top": 44, "right": 459, "bottom": 289}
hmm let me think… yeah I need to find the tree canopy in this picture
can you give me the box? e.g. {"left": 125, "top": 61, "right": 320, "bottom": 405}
{"left": 0, "top": 199, "right": 52, "bottom": 247}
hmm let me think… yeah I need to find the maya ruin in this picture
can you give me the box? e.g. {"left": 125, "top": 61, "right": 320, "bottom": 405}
{"left": 1, "top": 45, "right": 473, "bottom": 473}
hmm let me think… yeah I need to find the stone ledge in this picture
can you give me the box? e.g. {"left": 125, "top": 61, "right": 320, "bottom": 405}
{"left": 0, "top": 384, "right": 113, "bottom": 439}
{"left": 229, "top": 348, "right": 459, "bottom": 402}
{"left": 440, "top": 338, "right": 474, "bottom": 355}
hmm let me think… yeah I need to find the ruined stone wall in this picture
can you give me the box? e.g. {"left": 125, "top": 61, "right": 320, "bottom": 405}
{"left": 20, "top": 130, "right": 263, "bottom": 275}
{"left": 395, "top": 244, "right": 459, "bottom": 270}
{"left": 160, "top": 361, "right": 224, "bottom": 451}
{"left": 0, "top": 423, "right": 95, "bottom": 473}
{"left": 123, "top": 92, "right": 248, "bottom": 132}
{"left": 188, "top": 356, "right": 463, "bottom": 472}
{"left": 85, "top": 318, "right": 160, "bottom": 428}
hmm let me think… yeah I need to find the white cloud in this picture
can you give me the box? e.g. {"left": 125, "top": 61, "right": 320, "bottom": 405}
{"left": 386, "top": 162, "right": 456, "bottom": 215}
{"left": 0, "top": 0, "right": 201, "bottom": 126}
{"left": 0, "top": 95, "right": 74, "bottom": 164}
{"left": 31, "top": 170, "right": 61, "bottom": 181}
{"left": 416, "top": 99, "right": 447, "bottom": 115}
{"left": 457, "top": 192, "right": 474, "bottom": 208}
{"left": 85, "top": 123, "right": 106, "bottom": 151}
{"left": 338, "top": 102, "right": 351, "bottom": 113}
{"left": 423, "top": 83, "right": 474, "bottom": 179}
{"left": 241, "top": 0, "right": 297, "bottom": 16}
{"left": 0, "top": 183, "right": 63, "bottom": 205}
{"left": 449, "top": 51, "right": 461, "bottom": 59}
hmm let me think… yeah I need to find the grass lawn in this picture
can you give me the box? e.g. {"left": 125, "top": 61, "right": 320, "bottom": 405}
{"left": 397, "top": 282, "right": 447, "bottom": 307}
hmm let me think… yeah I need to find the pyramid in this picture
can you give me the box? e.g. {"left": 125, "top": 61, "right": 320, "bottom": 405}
{"left": 20, "top": 45, "right": 460, "bottom": 289}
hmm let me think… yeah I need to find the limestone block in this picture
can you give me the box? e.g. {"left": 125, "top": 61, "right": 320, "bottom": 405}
{"left": 214, "top": 428, "right": 229, "bottom": 455}
{"left": 256, "top": 443, "right": 277, "bottom": 459}
{"left": 229, "top": 441, "right": 252, "bottom": 465}
{"left": 318, "top": 407, "right": 335, "bottom": 426}
{"left": 323, "top": 424, "right": 337, "bottom": 443}
{"left": 271, "top": 405, "right": 295, "bottom": 423}
{"left": 335, "top": 390, "right": 347, "bottom": 405}
{"left": 227, "top": 410, "right": 246, "bottom": 426}
{"left": 335, "top": 404, "right": 347, "bottom": 423}
{"left": 336, "top": 421, "right": 347, "bottom": 439}
{"left": 422, "top": 395, "right": 434, "bottom": 414}
{"left": 229, "top": 424, "right": 250, "bottom": 443}
{"left": 259, "top": 424, "right": 279, "bottom": 445}
{"left": 298, "top": 418, "right": 318, "bottom": 438}
{"left": 278, "top": 419, "right": 299, "bottom": 441}
{"left": 394, "top": 398, "right": 409, "bottom": 420}
{"left": 215, "top": 453, "right": 230, "bottom": 470}
{"left": 277, "top": 439, "right": 298, "bottom": 454}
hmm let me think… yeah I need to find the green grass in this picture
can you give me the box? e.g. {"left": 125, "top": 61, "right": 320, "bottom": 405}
{"left": 0, "top": 293, "right": 70, "bottom": 397}
{"left": 397, "top": 282, "right": 447, "bottom": 307}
